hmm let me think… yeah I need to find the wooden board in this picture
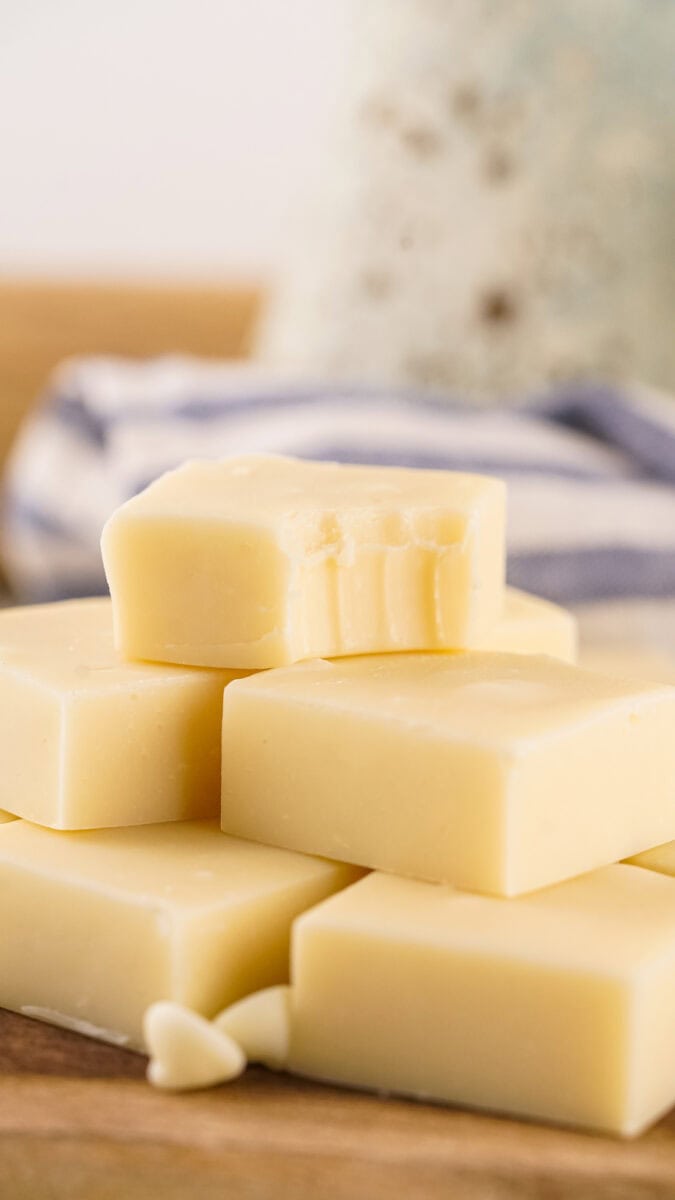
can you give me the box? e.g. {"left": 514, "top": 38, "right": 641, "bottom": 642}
{"left": 0, "top": 278, "right": 261, "bottom": 467}
{"left": 1, "top": 1010, "right": 675, "bottom": 1199}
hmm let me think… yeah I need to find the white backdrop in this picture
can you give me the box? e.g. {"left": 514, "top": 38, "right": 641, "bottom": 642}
{"left": 0, "top": 0, "right": 346, "bottom": 280}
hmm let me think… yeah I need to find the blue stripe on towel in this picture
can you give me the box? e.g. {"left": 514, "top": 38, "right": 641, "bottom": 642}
{"left": 297, "top": 444, "right": 608, "bottom": 481}
{"left": 509, "top": 547, "right": 675, "bottom": 604}
{"left": 533, "top": 384, "right": 675, "bottom": 483}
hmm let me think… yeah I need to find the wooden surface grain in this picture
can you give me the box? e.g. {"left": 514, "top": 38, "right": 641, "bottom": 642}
{"left": 1, "top": 1010, "right": 675, "bottom": 1200}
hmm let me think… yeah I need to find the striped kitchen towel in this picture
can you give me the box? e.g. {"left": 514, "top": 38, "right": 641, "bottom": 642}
{"left": 3, "top": 356, "right": 674, "bottom": 657}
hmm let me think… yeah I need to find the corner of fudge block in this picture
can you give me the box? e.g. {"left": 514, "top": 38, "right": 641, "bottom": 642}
{"left": 103, "top": 507, "right": 291, "bottom": 668}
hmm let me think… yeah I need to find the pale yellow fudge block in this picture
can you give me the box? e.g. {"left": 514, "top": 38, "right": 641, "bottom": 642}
{"left": 0, "top": 818, "right": 361, "bottom": 1050}
{"left": 480, "top": 587, "right": 577, "bottom": 661}
{"left": 0, "top": 597, "right": 249, "bottom": 829}
{"left": 279, "top": 868, "right": 675, "bottom": 1136}
{"left": 581, "top": 647, "right": 675, "bottom": 685}
{"left": 101, "top": 455, "right": 506, "bottom": 668}
{"left": 221, "top": 652, "right": 675, "bottom": 896}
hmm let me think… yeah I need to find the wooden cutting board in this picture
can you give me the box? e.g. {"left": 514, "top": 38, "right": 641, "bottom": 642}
{"left": 0, "top": 279, "right": 261, "bottom": 469}
{"left": 1, "top": 1010, "right": 675, "bottom": 1199}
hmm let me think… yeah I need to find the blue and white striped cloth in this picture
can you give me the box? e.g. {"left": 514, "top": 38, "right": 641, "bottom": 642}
{"left": 3, "top": 356, "right": 675, "bottom": 659}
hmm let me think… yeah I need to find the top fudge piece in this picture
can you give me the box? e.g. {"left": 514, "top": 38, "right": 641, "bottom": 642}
{"left": 102, "top": 455, "right": 505, "bottom": 668}
{"left": 0, "top": 597, "right": 247, "bottom": 829}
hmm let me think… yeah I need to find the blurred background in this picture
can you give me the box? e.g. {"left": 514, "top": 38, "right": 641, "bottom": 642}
{"left": 0, "top": 0, "right": 345, "bottom": 281}
{"left": 1, "top": 0, "right": 674, "bottom": 671}
{"left": 0, "top": 0, "right": 345, "bottom": 449}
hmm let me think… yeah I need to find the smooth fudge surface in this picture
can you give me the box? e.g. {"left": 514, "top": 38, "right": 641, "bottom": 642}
{"left": 581, "top": 647, "right": 675, "bottom": 685}
{"left": 221, "top": 651, "right": 675, "bottom": 896}
{"left": 102, "top": 454, "right": 506, "bottom": 668}
{"left": 482, "top": 587, "right": 576, "bottom": 661}
{"left": 0, "top": 818, "right": 361, "bottom": 1049}
{"left": 0, "top": 597, "right": 248, "bottom": 829}
{"left": 285, "top": 868, "right": 675, "bottom": 1136}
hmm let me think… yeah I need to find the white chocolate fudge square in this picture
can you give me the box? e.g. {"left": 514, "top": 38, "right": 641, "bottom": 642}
{"left": 285, "top": 868, "right": 675, "bottom": 1136}
{"left": 0, "top": 818, "right": 361, "bottom": 1049}
{"left": 0, "top": 598, "right": 248, "bottom": 829}
{"left": 482, "top": 587, "right": 577, "bottom": 661}
{"left": 102, "top": 455, "right": 506, "bottom": 668}
{"left": 221, "top": 652, "right": 675, "bottom": 896}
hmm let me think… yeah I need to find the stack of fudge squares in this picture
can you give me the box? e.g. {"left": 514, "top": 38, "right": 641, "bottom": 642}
{"left": 2, "top": 454, "right": 675, "bottom": 1137}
